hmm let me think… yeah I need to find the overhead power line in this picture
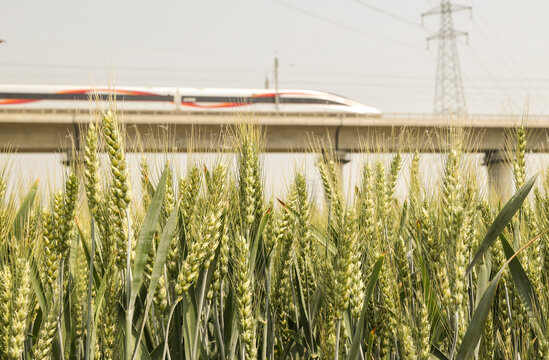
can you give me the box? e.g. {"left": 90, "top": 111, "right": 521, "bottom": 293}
{"left": 271, "top": 0, "right": 424, "bottom": 50}
{"left": 0, "top": 61, "right": 264, "bottom": 74}
{"left": 476, "top": 11, "right": 528, "bottom": 80}
{"left": 352, "top": 0, "right": 426, "bottom": 30}
{"left": 3, "top": 61, "right": 548, "bottom": 84}
{"left": 471, "top": 10, "right": 544, "bottom": 106}
{"left": 464, "top": 46, "right": 521, "bottom": 109}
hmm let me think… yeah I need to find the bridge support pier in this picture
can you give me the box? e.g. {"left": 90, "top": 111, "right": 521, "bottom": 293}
{"left": 484, "top": 150, "right": 513, "bottom": 201}
{"left": 334, "top": 150, "right": 351, "bottom": 165}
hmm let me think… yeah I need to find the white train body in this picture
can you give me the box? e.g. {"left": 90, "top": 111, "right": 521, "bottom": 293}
{"left": 0, "top": 85, "right": 381, "bottom": 115}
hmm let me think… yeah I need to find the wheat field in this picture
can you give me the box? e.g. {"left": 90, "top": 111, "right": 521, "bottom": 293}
{"left": 0, "top": 111, "right": 547, "bottom": 360}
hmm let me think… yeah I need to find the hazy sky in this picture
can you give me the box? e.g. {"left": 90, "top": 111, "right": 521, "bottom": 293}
{"left": 1, "top": 0, "right": 548, "bottom": 114}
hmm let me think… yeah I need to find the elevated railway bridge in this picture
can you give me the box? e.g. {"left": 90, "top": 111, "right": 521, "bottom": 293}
{"left": 1, "top": 108, "right": 548, "bottom": 197}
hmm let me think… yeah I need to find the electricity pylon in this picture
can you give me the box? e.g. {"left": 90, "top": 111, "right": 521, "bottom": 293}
{"left": 423, "top": 0, "right": 471, "bottom": 115}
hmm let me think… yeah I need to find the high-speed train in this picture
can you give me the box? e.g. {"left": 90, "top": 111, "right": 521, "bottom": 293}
{"left": 0, "top": 85, "right": 381, "bottom": 115}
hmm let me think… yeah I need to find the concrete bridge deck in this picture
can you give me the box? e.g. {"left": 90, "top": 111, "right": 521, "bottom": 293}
{"left": 1, "top": 108, "right": 546, "bottom": 198}
{"left": 0, "top": 109, "right": 547, "bottom": 153}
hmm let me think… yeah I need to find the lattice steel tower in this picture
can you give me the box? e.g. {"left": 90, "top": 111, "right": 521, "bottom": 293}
{"left": 423, "top": 1, "right": 471, "bottom": 114}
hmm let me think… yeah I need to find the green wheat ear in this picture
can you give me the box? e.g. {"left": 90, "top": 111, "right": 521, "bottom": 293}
{"left": 7, "top": 256, "right": 31, "bottom": 360}
{"left": 33, "top": 280, "right": 59, "bottom": 360}
{"left": 41, "top": 208, "right": 58, "bottom": 288}
{"left": 334, "top": 208, "right": 362, "bottom": 319}
{"left": 84, "top": 123, "right": 101, "bottom": 218}
{"left": 175, "top": 164, "right": 226, "bottom": 298}
{"left": 102, "top": 110, "right": 131, "bottom": 267}
{"left": 0, "top": 176, "right": 6, "bottom": 204}
{"left": 513, "top": 126, "right": 527, "bottom": 190}
{"left": 179, "top": 166, "right": 201, "bottom": 237}
{"left": 0, "top": 264, "right": 13, "bottom": 354}
{"left": 58, "top": 172, "right": 78, "bottom": 256}
{"left": 233, "top": 234, "right": 257, "bottom": 359}
{"left": 140, "top": 156, "right": 151, "bottom": 212}
{"left": 357, "top": 162, "right": 376, "bottom": 269}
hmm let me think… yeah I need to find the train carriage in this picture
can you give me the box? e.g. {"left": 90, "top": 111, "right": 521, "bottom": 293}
{"left": 0, "top": 85, "right": 381, "bottom": 115}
